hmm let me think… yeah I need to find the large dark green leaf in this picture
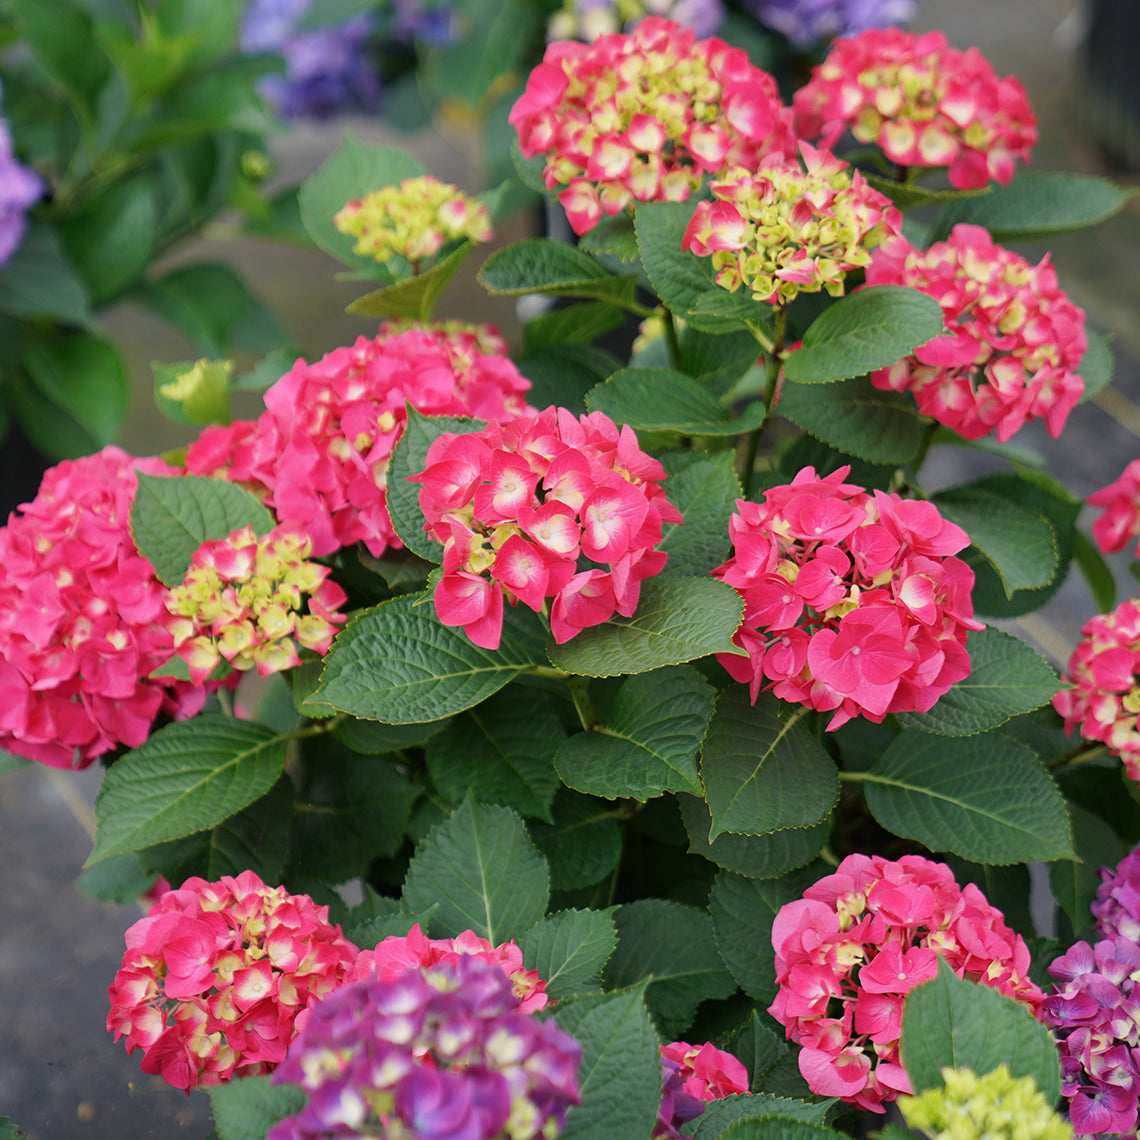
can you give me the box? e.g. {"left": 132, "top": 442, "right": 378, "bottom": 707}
{"left": 208, "top": 1077, "right": 304, "bottom": 1140}
{"left": 516, "top": 344, "right": 622, "bottom": 414}
{"left": 518, "top": 908, "right": 617, "bottom": 998}
{"left": 657, "top": 451, "right": 740, "bottom": 579}
{"left": 1050, "top": 802, "right": 1123, "bottom": 933}
{"left": 346, "top": 242, "right": 473, "bottom": 321}
{"left": 528, "top": 789, "right": 623, "bottom": 891}
{"left": 0, "top": 223, "right": 90, "bottom": 325}
{"left": 479, "top": 238, "right": 636, "bottom": 302}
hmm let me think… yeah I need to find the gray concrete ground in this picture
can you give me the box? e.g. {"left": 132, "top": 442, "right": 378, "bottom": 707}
{"left": 4, "top": 1, "right": 1140, "bottom": 1136}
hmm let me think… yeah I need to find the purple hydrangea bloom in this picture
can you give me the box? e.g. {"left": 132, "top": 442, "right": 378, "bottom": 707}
{"left": 268, "top": 956, "right": 581, "bottom": 1139}
{"left": 743, "top": 0, "right": 915, "bottom": 48}
{"left": 0, "top": 91, "right": 44, "bottom": 267}
{"left": 1093, "top": 848, "right": 1140, "bottom": 944}
{"left": 653, "top": 1055, "right": 706, "bottom": 1139}
{"left": 392, "top": 0, "right": 458, "bottom": 47}
{"left": 241, "top": 0, "right": 381, "bottom": 120}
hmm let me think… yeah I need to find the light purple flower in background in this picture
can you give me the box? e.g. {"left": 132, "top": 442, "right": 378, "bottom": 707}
{"left": 392, "top": 0, "right": 458, "bottom": 47}
{"left": 743, "top": 0, "right": 915, "bottom": 48}
{"left": 241, "top": 0, "right": 381, "bottom": 120}
{"left": 1093, "top": 848, "right": 1140, "bottom": 944}
{"left": 0, "top": 89, "right": 44, "bottom": 267}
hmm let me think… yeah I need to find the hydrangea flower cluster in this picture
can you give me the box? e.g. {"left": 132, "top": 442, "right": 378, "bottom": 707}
{"left": 1042, "top": 937, "right": 1140, "bottom": 1135}
{"left": 349, "top": 923, "right": 548, "bottom": 1013}
{"left": 1088, "top": 458, "right": 1140, "bottom": 559}
{"left": 106, "top": 871, "right": 359, "bottom": 1092}
{"left": 1052, "top": 598, "right": 1140, "bottom": 778}
{"left": 267, "top": 955, "right": 581, "bottom": 1140}
{"left": 0, "top": 84, "right": 44, "bottom": 265}
{"left": 898, "top": 1064, "right": 1073, "bottom": 1140}
{"left": 509, "top": 17, "right": 796, "bottom": 234}
{"left": 1092, "top": 849, "right": 1140, "bottom": 944}
{"left": 333, "top": 177, "right": 492, "bottom": 266}
{"left": 241, "top": 0, "right": 381, "bottom": 120}
{"left": 546, "top": 0, "right": 724, "bottom": 44}
{"left": 681, "top": 142, "right": 901, "bottom": 305}
{"left": 713, "top": 465, "right": 982, "bottom": 730}
{"left": 743, "top": 0, "right": 914, "bottom": 50}
{"left": 794, "top": 29, "right": 1038, "bottom": 190}
{"left": 865, "top": 224, "right": 1087, "bottom": 443}
{"left": 165, "top": 525, "right": 348, "bottom": 685}
{"left": 184, "top": 325, "right": 531, "bottom": 559}
{"left": 769, "top": 854, "right": 1044, "bottom": 1112}
{"left": 411, "top": 406, "right": 682, "bottom": 648}
{"left": 0, "top": 447, "right": 208, "bottom": 769}
{"left": 654, "top": 1041, "right": 749, "bottom": 1137}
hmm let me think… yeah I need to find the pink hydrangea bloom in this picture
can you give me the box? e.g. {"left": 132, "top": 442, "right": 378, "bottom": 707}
{"left": 865, "top": 224, "right": 1086, "bottom": 443}
{"left": 1053, "top": 599, "right": 1140, "bottom": 778}
{"left": 0, "top": 446, "right": 210, "bottom": 769}
{"left": 682, "top": 142, "right": 900, "bottom": 304}
{"left": 165, "top": 525, "right": 348, "bottom": 685}
{"left": 769, "top": 854, "right": 1044, "bottom": 1112}
{"left": 509, "top": 16, "right": 796, "bottom": 234}
{"left": 794, "top": 28, "right": 1037, "bottom": 190}
{"left": 1088, "top": 459, "right": 1140, "bottom": 558}
{"left": 350, "top": 923, "right": 548, "bottom": 1013}
{"left": 107, "top": 871, "right": 359, "bottom": 1092}
{"left": 184, "top": 324, "right": 531, "bottom": 559}
{"left": 654, "top": 1041, "right": 747, "bottom": 1138}
{"left": 713, "top": 465, "right": 983, "bottom": 730}
{"left": 410, "top": 406, "right": 682, "bottom": 649}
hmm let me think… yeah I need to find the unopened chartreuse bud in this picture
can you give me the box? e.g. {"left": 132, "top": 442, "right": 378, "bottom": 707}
{"left": 333, "top": 175, "right": 492, "bottom": 266}
{"left": 898, "top": 1064, "right": 1072, "bottom": 1140}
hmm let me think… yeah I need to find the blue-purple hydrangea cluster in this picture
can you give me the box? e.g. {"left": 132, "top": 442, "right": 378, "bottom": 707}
{"left": 267, "top": 955, "right": 582, "bottom": 1140}
{"left": 0, "top": 85, "right": 43, "bottom": 266}
{"left": 547, "top": 0, "right": 724, "bottom": 42}
{"left": 742, "top": 0, "right": 915, "bottom": 48}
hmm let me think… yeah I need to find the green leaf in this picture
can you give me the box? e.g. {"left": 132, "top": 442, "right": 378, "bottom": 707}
{"left": 656, "top": 451, "right": 740, "bottom": 579}
{"left": 0, "top": 222, "right": 90, "bottom": 325}
{"left": 76, "top": 851, "right": 156, "bottom": 904}
{"left": 89, "top": 716, "right": 288, "bottom": 863}
{"left": 518, "top": 908, "right": 617, "bottom": 997}
{"left": 587, "top": 367, "right": 766, "bottom": 435}
{"left": 344, "top": 905, "right": 441, "bottom": 950}
{"left": 522, "top": 300, "right": 627, "bottom": 352}
{"left": 781, "top": 287, "right": 944, "bottom": 385}
{"left": 688, "top": 1095, "right": 834, "bottom": 1138}
{"left": 717, "top": 1120, "right": 845, "bottom": 1140}
{"left": 895, "top": 628, "right": 1059, "bottom": 736}
{"left": 678, "top": 793, "right": 828, "bottom": 878}
{"left": 528, "top": 789, "right": 623, "bottom": 891}
{"left": 1073, "top": 528, "right": 1117, "bottom": 614}
{"left": 334, "top": 716, "right": 451, "bottom": 754}
{"left": 901, "top": 959, "right": 1061, "bottom": 1104}
{"left": 403, "top": 797, "right": 550, "bottom": 942}
{"left": 546, "top": 577, "right": 744, "bottom": 677}
{"left": 676, "top": 327, "right": 764, "bottom": 394}
{"left": 427, "top": 687, "right": 565, "bottom": 821}
{"left": 701, "top": 689, "right": 839, "bottom": 841}
{"left": 478, "top": 239, "right": 637, "bottom": 302}
{"left": 1079, "top": 328, "right": 1113, "bottom": 403}
{"left": 932, "top": 487, "right": 1057, "bottom": 596}
{"left": 1050, "top": 802, "right": 1124, "bottom": 932}
{"left": 554, "top": 986, "right": 662, "bottom": 1140}
{"left": 709, "top": 865, "right": 826, "bottom": 1005}
{"left": 516, "top": 344, "right": 621, "bottom": 414}
{"left": 577, "top": 214, "right": 640, "bottom": 262}
{"left": 154, "top": 0, "right": 243, "bottom": 68}
{"left": 130, "top": 472, "right": 275, "bottom": 586}
{"left": 386, "top": 407, "right": 483, "bottom": 562}
{"left": 152, "top": 359, "right": 232, "bottom": 427}
{"left": 314, "top": 594, "right": 546, "bottom": 723}
{"left": 733, "top": 1013, "right": 789, "bottom": 1088}
{"left": 635, "top": 201, "right": 741, "bottom": 334}
{"left": 862, "top": 173, "right": 994, "bottom": 211}
{"left": 555, "top": 666, "right": 715, "bottom": 800}
{"left": 209, "top": 1076, "right": 304, "bottom": 1140}
{"left": 606, "top": 898, "right": 738, "bottom": 1037}
{"left": 929, "top": 172, "right": 1130, "bottom": 243}
{"left": 0, "top": 1116, "right": 27, "bottom": 1140}
{"left": 346, "top": 242, "right": 473, "bottom": 321}
{"left": 778, "top": 375, "right": 925, "bottom": 465}
{"left": 11, "top": 0, "right": 109, "bottom": 117}
{"left": 861, "top": 730, "right": 1074, "bottom": 863}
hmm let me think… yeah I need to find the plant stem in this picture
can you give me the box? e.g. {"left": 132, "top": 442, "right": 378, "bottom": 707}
{"left": 568, "top": 675, "right": 597, "bottom": 732}
{"left": 738, "top": 305, "right": 787, "bottom": 498}
{"left": 1045, "top": 743, "right": 1110, "bottom": 771}
{"left": 663, "top": 307, "right": 682, "bottom": 370}
{"left": 529, "top": 665, "right": 571, "bottom": 679}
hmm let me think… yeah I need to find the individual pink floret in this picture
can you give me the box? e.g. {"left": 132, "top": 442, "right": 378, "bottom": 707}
{"left": 509, "top": 16, "right": 795, "bottom": 234}
{"left": 350, "top": 922, "right": 548, "bottom": 1013}
{"left": 107, "top": 870, "right": 359, "bottom": 1092}
{"left": 0, "top": 446, "right": 213, "bottom": 769}
{"left": 794, "top": 28, "right": 1037, "bottom": 190}
{"left": 410, "top": 406, "right": 681, "bottom": 649}
{"left": 769, "top": 854, "right": 1044, "bottom": 1112}
{"left": 1054, "top": 598, "right": 1140, "bottom": 779}
{"left": 713, "top": 465, "right": 983, "bottom": 730}
{"left": 184, "top": 323, "right": 531, "bottom": 560}
{"left": 865, "top": 224, "right": 1087, "bottom": 444}
{"left": 1089, "top": 459, "right": 1140, "bottom": 558}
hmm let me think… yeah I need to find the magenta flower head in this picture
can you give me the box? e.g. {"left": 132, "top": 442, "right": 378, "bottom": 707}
{"left": 1093, "top": 849, "right": 1140, "bottom": 944}
{"left": 1043, "top": 937, "right": 1140, "bottom": 1136}
{"left": 713, "top": 466, "right": 983, "bottom": 730}
{"left": 410, "top": 406, "right": 682, "bottom": 649}
{"left": 866, "top": 224, "right": 1087, "bottom": 444}
{"left": 654, "top": 1041, "right": 748, "bottom": 1136}
{"left": 769, "top": 854, "right": 1044, "bottom": 1113}
{"left": 0, "top": 447, "right": 214, "bottom": 769}
{"left": 1089, "top": 459, "right": 1140, "bottom": 559}
{"left": 1053, "top": 599, "right": 1140, "bottom": 778}
{"left": 268, "top": 955, "right": 582, "bottom": 1140}
{"left": 107, "top": 871, "right": 359, "bottom": 1092}
{"left": 509, "top": 16, "right": 796, "bottom": 234}
{"left": 744, "top": 0, "right": 914, "bottom": 50}
{"left": 184, "top": 324, "right": 531, "bottom": 560}
{"left": 794, "top": 28, "right": 1037, "bottom": 189}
